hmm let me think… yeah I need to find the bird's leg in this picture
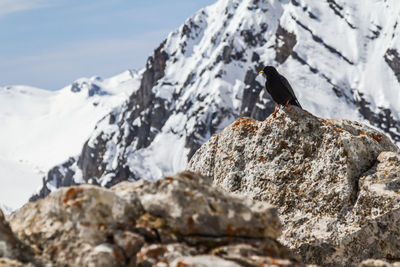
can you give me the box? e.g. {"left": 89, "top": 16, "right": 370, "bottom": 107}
{"left": 284, "top": 99, "right": 290, "bottom": 107}
{"left": 272, "top": 104, "right": 279, "bottom": 117}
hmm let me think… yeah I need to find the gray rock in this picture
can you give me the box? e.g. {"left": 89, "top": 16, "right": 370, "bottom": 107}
{"left": 136, "top": 243, "right": 198, "bottom": 266}
{"left": 6, "top": 171, "right": 298, "bottom": 266}
{"left": 0, "top": 209, "right": 33, "bottom": 264}
{"left": 358, "top": 259, "right": 400, "bottom": 267}
{"left": 188, "top": 106, "right": 400, "bottom": 266}
{"left": 170, "top": 255, "right": 242, "bottom": 267}
{"left": 0, "top": 258, "right": 26, "bottom": 267}
{"left": 8, "top": 185, "right": 141, "bottom": 266}
{"left": 112, "top": 171, "right": 281, "bottom": 241}
{"left": 211, "top": 242, "right": 302, "bottom": 267}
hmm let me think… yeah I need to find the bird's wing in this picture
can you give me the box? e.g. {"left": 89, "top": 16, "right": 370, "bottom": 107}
{"left": 279, "top": 74, "right": 302, "bottom": 107}
{"left": 278, "top": 74, "right": 296, "bottom": 97}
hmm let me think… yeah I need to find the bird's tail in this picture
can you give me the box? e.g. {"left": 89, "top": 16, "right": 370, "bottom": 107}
{"left": 290, "top": 98, "right": 302, "bottom": 109}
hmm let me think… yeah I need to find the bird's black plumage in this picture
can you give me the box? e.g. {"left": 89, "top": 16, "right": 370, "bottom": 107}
{"left": 259, "top": 66, "right": 302, "bottom": 108}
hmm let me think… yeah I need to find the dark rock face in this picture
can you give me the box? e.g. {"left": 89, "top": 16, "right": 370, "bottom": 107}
{"left": 70, "top": 80, "right": 108, "bottom": 97}
{"left": 127, "top": 40, "right": 169, "bottom": 117}
{"left": 355, "top": 93, "right": 400, "bottom": 143}
{"left": 275, "top": 24, "right": 297, "bottom": 64}
{"left": 29, "top": 157, "right": 78, "bottom": 202}
{"left": 76, "top": 41, "right": 170, "bottom": 183}
{"left": 385, "top": 49, "right": 400, "bottom": 83}
{"left": 78, "top": 138, "right": 106, "bottom": 183}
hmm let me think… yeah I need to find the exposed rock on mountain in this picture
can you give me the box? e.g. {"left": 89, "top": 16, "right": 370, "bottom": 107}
{"left": 189, "top": 106, "right": 400, "bottom": 266}
{"left": 4, "top": 172, "right": 301, "bottom": 266}
{"left": 29, "top": 157, "right": 79, "bottom": 202}
{"left": 32, "top": 0, "right": 400, "bottom": 200}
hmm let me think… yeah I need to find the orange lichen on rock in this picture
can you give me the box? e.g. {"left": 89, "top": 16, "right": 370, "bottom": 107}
{"left": 358, "top": 130, "right": 383, "bottom": 143}
{"left": 319, "top": 118, "right": 328, "bottom": 125}
{"left": 358, "top": 130, "right": 367, "bottom": 136}
{"left": 232, "top": 117, "right": 258, "bottom": 134}
{"left": 370, "top": 133, "right": 383, "bottom": 143}
{"left": 176, "top": 261, "right": 187, "bottom": 267}
{"left": 332, "top": 126, "right": 343, "bottom": 133}
{"left": 63, "top": 187, "right": 83, "bottom": 204}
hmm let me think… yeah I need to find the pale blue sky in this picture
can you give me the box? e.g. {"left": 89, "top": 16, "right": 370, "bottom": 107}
{"left": 0, "top": 0, "right": 216, "bottom": 90}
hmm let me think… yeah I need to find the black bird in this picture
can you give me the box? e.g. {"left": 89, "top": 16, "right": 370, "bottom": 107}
{"left": 259, "top": 66, "right": 302, "bottom": 116}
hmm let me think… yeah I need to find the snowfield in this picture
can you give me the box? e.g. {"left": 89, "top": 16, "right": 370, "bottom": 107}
{"left": 0, "top": 70, "right": 141, "bottom": 210}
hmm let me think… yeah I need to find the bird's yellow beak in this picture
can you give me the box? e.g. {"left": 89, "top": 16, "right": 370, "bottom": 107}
{"left": 258, "top": 70, "right": 264, "bottom": 74}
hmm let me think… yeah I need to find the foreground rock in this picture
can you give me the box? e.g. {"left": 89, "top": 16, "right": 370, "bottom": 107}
{"left": 0, "top": 209, "right": 34, "bottom": 266}
{"left": 189, "top": 106, "right": 400, "bottom": 266}
{"left": 4, "top": 171, "right": 300, "bottom": 266}
{"left": 358, "top": 259, "right": 400, "bottom": 267}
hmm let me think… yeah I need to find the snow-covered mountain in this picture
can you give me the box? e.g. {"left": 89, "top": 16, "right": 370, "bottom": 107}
{"left": 33, "top": 0, "right": 400, "bottom": 200}
{"left": 0, "top": 70, "right": 141, "bottom": 210}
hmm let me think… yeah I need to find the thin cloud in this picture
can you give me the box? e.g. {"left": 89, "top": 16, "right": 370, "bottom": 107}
{"left": 0, "top": 0, "right": 52, "bottom": 18}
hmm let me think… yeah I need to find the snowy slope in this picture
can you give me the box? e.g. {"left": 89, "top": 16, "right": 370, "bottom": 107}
{"left": 0, "top": 70, "right": 141, "bottom": 210}
{"left": 33, "top": 0, "right": 400, "bottom": 200}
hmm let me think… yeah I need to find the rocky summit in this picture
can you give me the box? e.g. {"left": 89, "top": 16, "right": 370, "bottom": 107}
{"left": 1, "top": 171, "right": 300, "bottom": 266}
{"left": 189, "top": 106, "right": 400, "bottom": 266}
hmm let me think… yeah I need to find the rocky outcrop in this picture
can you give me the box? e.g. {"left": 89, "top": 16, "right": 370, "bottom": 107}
{"left": 29, "top": 157, "right": 79, "bottom": 202}
{"left": 385, "top": 49, "right": 400, "bottom": 84}
{"left": 275, "top": 24, "right": 297, "bottom": 64}
{"left": 189, "top": 106, "right": 400, "bottom": 266}
{"left": 355, "top": 93, "right": 400, "bottom": 144}
{"left": 4, "top": 171, "right": 301, "bottom": 266}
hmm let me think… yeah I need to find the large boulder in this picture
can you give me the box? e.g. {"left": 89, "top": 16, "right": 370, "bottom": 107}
{"left": 189, "top": 106, "right": 400, "bottom": 266}
{"left": 5, "top": 171, "right": 300, "bottom": 266}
